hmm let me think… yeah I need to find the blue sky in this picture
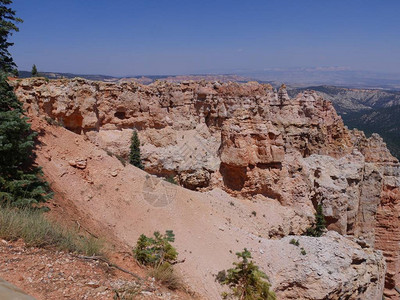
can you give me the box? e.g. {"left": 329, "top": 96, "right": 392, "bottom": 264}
{"left": 10, "top": 0, "right": 400, "bottom": 76}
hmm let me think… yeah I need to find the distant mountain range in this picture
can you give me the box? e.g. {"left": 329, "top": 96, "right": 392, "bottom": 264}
{"left": 240, "top": 68, "right": 400, "bottom": 90}
{"left": 18, "top": 70, "right": 400, "bottom": 159}
{"left": 17, "top": 71, "right": 251, "bottom": 84}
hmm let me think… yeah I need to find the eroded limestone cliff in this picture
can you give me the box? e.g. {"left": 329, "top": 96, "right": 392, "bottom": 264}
{"left": 13, "top": 77, "right": 400, "bottom": 298}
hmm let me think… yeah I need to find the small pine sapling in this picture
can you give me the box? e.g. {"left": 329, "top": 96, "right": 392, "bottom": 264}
{"left": 133, "top": 230, "right": 178, "bottom": 267}
{"left": 216, "top": 248, "right": 276, "bottom": 300}
{"left": 129, "top": 130, "right": 144, "bottom": 169}
{"left": 305, "top": 204, "right": 326, "bottom": 237}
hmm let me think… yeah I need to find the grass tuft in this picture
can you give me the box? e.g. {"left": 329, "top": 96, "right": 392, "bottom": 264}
{"left": 148, "top": 263, "right": 183, "bottom": 290}
{"left": 0, "top": 207, "right": 104, "bottom": 256}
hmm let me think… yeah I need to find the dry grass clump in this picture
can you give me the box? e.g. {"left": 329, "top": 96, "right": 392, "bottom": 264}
{"left": 148, "top": 263, "right": 183, "bottom": 290}
{"left": 112, "top": 282, "right": 142, "bottom": 300}
{"left": 0, "top": 206, "right": 103, "bottom": 256}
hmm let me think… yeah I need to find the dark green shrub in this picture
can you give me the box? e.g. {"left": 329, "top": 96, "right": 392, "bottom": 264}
{"left": 129, "top": 130, "right": 144, "bottom": 169}
{"left": 217, "top": 248, "right": 276, "bottom": 300}
{"left": 289, "top": 238, "right": 299, "bottom": 246}
{"left": 305, "top": 204, "right": 326, "bottom": 237}
{"left": 133, "top": 230, "right": 178, "bottom": 267}
{"left": 31, "top": 64, "right": 38, "bottom": 76}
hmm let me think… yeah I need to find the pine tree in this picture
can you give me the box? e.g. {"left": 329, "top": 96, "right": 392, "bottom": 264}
{"left": 305, "top": 204, "right": 326, "bottom": 237}
{"left": 0, "top": 0, "right": 23, "bottom": 73}
{"left": 0, "top": 0, "right": 51, "bottom": 207}
{"left": 130, "top": 130, "right": 144, "bottom": 169}
{"left": 314, "top": 204, "right": 326, "bottom": 236}
{"left": 0, "top": 74, "right": 52, "bottom": 207}
{"left": 31, "top": 64, "right": 38, "bottom": 76}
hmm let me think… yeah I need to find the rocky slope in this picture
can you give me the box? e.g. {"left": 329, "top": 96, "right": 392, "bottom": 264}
{"left": 12, "top": 77, "right": 400, "bottom": 298}
{"left": 18, "top": 117, "right": 386, "bottom": 300}
{"left": 288, "top": 85, "right": 400, "bottom": 159}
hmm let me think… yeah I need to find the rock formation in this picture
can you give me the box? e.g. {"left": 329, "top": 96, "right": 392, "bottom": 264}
{"left": 13, "top": 77, "right": 400, "bottom": 298}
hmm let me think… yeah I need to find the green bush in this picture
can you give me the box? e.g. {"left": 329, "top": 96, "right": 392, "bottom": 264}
{"left": 134, "top": 230, "right": 182, "bottom": 290}
{"left": 0, "top": 206, "right": 103, "bottom": 256}
{"left": 217, "top": 248, "right": 276, "bottom": 300}
{"left": 133, "top": 230, "right": 178, "bottom": 267}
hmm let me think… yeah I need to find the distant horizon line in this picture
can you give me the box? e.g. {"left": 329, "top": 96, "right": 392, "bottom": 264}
{"left": 17, "top": 67, "right": 400, "bottom": 79}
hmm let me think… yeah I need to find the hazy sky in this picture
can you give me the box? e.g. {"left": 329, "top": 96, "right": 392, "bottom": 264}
{"left": 10, "top": 0, "right": 400, "bottom": 76}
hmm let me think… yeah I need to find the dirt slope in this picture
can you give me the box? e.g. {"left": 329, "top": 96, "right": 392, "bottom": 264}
{"left": 0, "top": 240, "right": 190, "bottom": 299}
{"left": 33, "top": 118, "right": 287, "bottom": 298}
{"left": 28, "top": 117, "right": 386, "bottom": 299}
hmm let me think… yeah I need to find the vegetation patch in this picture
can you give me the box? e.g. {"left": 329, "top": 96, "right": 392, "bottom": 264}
{"left": 44, "top": 116, "right": 64, "bottom": 127}
{"left": 305, "top": 204, "right": 326, "bottom": 237}
{"left": 0, "top": 206, "right": 104, "bottom": 256}
{"left": 216, "top": 248, "right": 276, "bottom": 300}
{"left": 133, "top": 230, "right": 178, "bottom": 267}
{"left": 133, "top": 230, "right": 183, "bottom": 290}
{"left": 148, "top": 263, "right": 183, "bottom": 290}
{"left": 164, "top": 175, "right": 177, "bottom": 185}
{"left": 130, "top": 130, "right": 144, "bottom": 169}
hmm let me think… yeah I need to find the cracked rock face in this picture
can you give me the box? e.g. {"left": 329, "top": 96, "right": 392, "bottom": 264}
{"left": 13, "top": 78, "right": 400, "bottom": 298}
{"left": 265, "top": 232, "right": 386, "bottom": 300}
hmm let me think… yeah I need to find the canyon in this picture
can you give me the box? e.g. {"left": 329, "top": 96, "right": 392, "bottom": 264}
{"left": 11, "top": 77, "right": 400, "bottom": 299}
{"left": 288, "top": 85, "right": 400, "bottom": 159}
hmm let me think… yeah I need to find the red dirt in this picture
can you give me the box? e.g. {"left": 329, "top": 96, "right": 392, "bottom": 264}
{"left": 0, "top": 239, "right": 193, "bottom": 300}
